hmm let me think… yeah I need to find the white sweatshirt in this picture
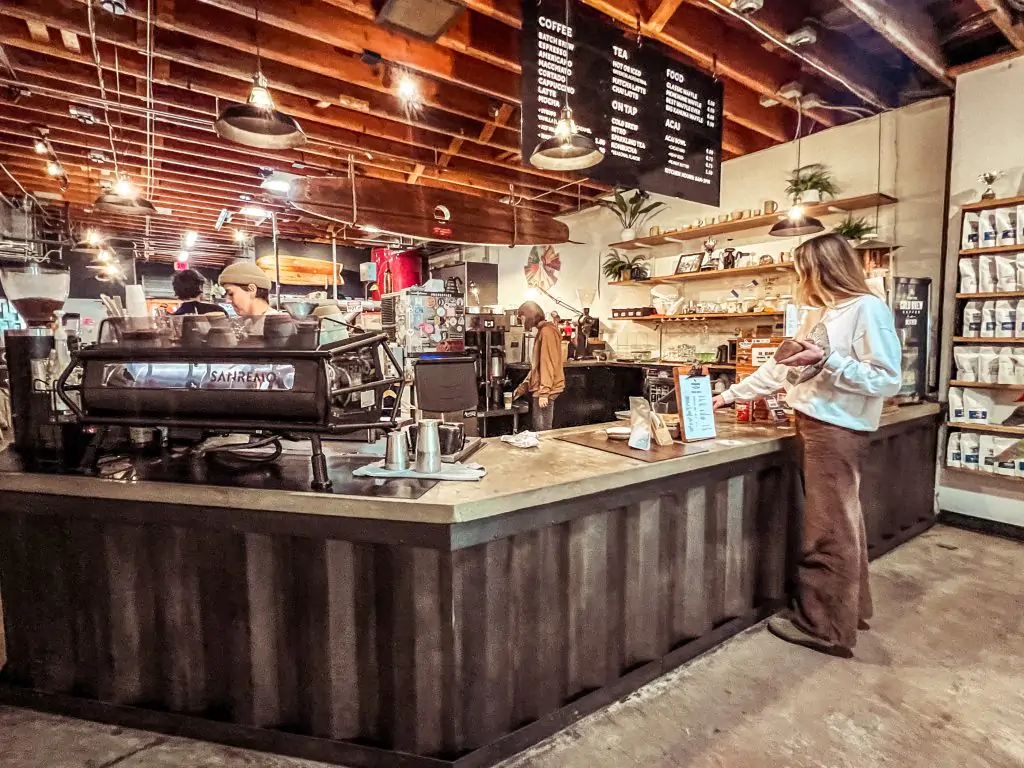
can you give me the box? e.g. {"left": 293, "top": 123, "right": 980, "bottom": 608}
{"left": 721, "top": 295, "right": 903, "bottom": 432}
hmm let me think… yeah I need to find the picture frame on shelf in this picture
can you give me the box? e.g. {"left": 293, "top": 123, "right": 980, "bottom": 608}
{"left": 673, "top": 252, "right": 704, "bottom": 275}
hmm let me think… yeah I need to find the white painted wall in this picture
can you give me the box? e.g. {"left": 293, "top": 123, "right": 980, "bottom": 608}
{"left": 938, "top": 59, "right": 1024, "bottom": 525}
{"left": 497, "top": 98, "right": 950, "bottom": 364}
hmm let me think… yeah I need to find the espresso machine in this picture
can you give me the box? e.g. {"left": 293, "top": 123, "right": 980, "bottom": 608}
{"left": 1, "top": 264, "right": 88, "bottom": 470}
{"left": 464, "top": 313, "right": 508, "bottom": 409}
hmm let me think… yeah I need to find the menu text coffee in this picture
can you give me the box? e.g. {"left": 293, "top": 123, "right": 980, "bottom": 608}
{"left": 521, "top": 0, "right": 724, "bottom": 205}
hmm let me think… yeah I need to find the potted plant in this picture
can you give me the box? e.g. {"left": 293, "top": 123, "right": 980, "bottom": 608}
{"left": 785, "top": 163, "right": 840, "bottom": 204}
{"left": 602, "top": 250, "right": 649, "bottom": 282}
{"left": 597, "top": 189, "right": 666, "bottom": 241}
{"left": 832, "top": 216, "right": 873, "bottom": 241}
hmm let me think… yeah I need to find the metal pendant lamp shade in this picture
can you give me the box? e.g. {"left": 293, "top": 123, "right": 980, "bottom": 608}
{"left": 92, "top": 192, "right": 158, "bottom": 216}
{"left": 529, "top": 107, "right": 604, "bottom": 171}
{"left": 215, "top": 73, "right": 307, "bottom": 150}
{"left": 769, "top": 210, "right": 825, "bottom": 237}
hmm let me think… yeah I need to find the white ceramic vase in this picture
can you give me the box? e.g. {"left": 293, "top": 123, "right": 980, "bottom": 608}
{"left": 621, "top": 227, "right": 636, "bottom": 241}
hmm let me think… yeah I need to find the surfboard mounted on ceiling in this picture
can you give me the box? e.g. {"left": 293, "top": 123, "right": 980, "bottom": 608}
{"left": 289, "top": 176, "right": 570, "bottom": 246}
{"left": 255, "top": 254, "right": 343, "bottom": 287}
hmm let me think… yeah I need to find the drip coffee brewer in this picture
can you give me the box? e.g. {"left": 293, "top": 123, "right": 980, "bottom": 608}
{"left": 1, "top": 264, "right": 86, "bottom": 469}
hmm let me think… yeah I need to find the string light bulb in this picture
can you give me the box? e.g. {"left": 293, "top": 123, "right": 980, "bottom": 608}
{"left": 46, "top": 161, "right": 63, "bottom": 177}
{"left": 33, "top": 139, "right": 48, "bottom": 155}
{"left": 86, "top": 229, "right": 102, "bottom": 247}
{"left": 234, "top": 229, "right": 248, "bottom": 243}
{"left": 96, "top": 248, "right": 113, "bottom": 263}
{"left": 183, "top": 231, "right": 199, "bottom": 248}
{"left": 113, "top": 175, "right": 137, "bottom": 198}
{"left": 396, "top": 74, "right": 421, "bottom": 106}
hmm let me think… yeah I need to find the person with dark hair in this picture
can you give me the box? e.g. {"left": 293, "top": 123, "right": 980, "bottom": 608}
{"left": 713, "top": 233, "right": 902, "bottom": 658}
{"left": 171, "top": 268, "right": 225, "bottom": 315}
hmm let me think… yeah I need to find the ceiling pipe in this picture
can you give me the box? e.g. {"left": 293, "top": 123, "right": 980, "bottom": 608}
{"left": 832, "top": 0, "right": 954, "bottom": 87}
{"left": 705, "top": 0, "right": 889, "bottom": 111}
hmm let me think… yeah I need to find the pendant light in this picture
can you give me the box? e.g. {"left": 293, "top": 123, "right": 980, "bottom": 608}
{"left": 770, "top": 101, "right": 824, "bottom": 238}
{"left": 215, "top": 1, "right": 306, "bottom": 150}
{"left": 528, "top": 0, "right": 603, "bottom": 171}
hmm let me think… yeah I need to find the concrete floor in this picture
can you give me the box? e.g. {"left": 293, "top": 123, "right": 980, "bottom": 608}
{"left": 0, "top": 524, "right": 1021, "bottom": 768}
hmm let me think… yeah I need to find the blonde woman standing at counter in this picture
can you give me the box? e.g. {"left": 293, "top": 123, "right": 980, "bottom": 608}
{"left": 713, "top": 233, "right": 902, "bottom": 658}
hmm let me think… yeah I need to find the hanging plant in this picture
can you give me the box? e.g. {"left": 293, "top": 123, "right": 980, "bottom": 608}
{"left": 784, "top": 163, "right": 840, "bottom": 201}
{"left": 597, "top": 189, "right": 666, "bottom": 239}
{"left": 832, "top": 216, "right": 873, "bottom": 241}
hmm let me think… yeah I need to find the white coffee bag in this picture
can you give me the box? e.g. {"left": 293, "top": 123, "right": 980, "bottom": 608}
{"left": 962, "top": 300, "right": 983, "bottom": 338}
{"left": 980, "top": 213, "right": 998, "bottom": 250}
{"left": 958, "top": 259, "right": 978, "bottom": 293}
{"left": 978, "top": 254, "right": 997, "bottom": 292}
{"left": 1014, "top": 348, "right": 1024, "bottom": 385}
{"left": 997, "top": 347, "right": 1016, "bottom": 383}
{"left": 1018, "top": 205, "right": 1024, "bottom": 245}
{"left": 946, "top": 432, "right": 962, "bottom": 469}
{"left": 953, "top": 347, "right": 979, "bottom": 381}
{"left": 963, "top": 387, "right": 992, "bottom": 423}
{"left": 995, "top": 254, "right": 1018, "bottom": 291}
{"left": 960, "top": 432, "right": 980, "bottom": 471}
{"left": 994, "top": 437, "right": 1018, "bottom": 477}
{"left": 1017, "top": 298, "right": 1024, "bottom": 337}
{"left": 962, "top": 212, "right": 980, "bottom": 250}
{"left": 980, "top": 435, "right": 999, "bottom": 473}
{"left": 1016, "top": 253, "right": 1024, "bottom": 294}
{"left": 997, "top": 208, "right": 1018, "bottom": 246}
{"left": 949, "top": 386, "right": 965, "bottom": 422}
{"left": 978, "top": 346, "right": 1000, "bottom": 383}
{"left": 995, "top": 300, "right": 1016, "bottom": 338}
{"left": 981, "top": 301, "right": 996, "bottom": 338}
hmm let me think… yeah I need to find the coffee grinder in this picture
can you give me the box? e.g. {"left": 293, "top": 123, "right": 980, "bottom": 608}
{"left": 1, "top": 264, "right": 85, "bottom": 469}
{"left": 465, "top": 313, "right": 508, "bottom": 409}
{"left": 571, "top": 289, "right": 599, "bottom": 360}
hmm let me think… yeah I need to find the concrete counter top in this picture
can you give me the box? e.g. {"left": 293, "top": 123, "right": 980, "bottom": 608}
{"left": 0, "top": 404, "right": 939, "bottom": 525}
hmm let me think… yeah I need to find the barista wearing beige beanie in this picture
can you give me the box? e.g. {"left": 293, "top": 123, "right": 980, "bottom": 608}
{"left": 217, "top": 261, "right": 281, "bottom": 318}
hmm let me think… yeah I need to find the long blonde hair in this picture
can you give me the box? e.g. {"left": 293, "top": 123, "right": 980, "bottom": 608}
{"left": 793, "top": 233, "right": 871, "bottom": 308}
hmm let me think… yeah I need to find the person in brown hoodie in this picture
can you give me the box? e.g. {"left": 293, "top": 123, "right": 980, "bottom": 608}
{"left": 513, "top": 301, "right": 565, "bottom": 431}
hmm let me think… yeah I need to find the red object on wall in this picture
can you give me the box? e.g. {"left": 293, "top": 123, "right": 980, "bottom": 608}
{"left": 371, "top": 247, "right": 422, "bottom": 300}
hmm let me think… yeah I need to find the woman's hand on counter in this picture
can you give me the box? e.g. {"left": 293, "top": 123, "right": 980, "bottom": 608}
{"left": 712, "top": 395, "right": 728, "bottom": 411}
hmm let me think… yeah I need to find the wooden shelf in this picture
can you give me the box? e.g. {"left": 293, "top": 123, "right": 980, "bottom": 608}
{"left": 961, "top": 195, "right": 1024, "bottom": 212}
{"left": 611, "top": 193, "right": 898, "bottom": 250}
{"left": 706, "top": 363, "right": 737, "bottom": 371}
{"left": 607, "top": 279, "right": 658, "bottom": 287}
{"left": 959, "top": 244, "right": 1022, "bottom": 256}
{"left": 950, "top": 381, "right": 1024, "bottom": 390}
{"left": 943, "top": 467, "right": 1023, "bottom": 483}
{"left": 654, "top": 263, "right": 795, "bottom": 285}
{"left": 955, "top": 291, "right": 1024, "bottom": 299}
{"left": 947, "top": 421, "right": 1024, "bottom": 436}
{"left": 953, "top": 337, "right": 1024, "bottom": 343}
{"left": 631, "top": 312, "right": 783, "bottom": 323}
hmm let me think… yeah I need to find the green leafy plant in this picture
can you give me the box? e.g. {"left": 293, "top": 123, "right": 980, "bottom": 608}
{"left": 832, "top": 216, "right": 873, "bottom": 241}
{"left": 602, "top": 250, "right": 648, "bottom": 281}
{"left": 785, "top": 163, "right": 840, "bottom": 200}
{"left": 597, "top": 189, "right": 666, "bottom": 231}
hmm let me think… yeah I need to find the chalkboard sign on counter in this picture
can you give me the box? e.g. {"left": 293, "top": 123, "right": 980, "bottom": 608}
{"left": 520, "top": 0, "right": 723, "bottom": 205}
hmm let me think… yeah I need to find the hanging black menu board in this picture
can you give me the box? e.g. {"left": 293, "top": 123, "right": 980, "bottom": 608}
{"left": 520, "top": 0, "right": 724, "bottom": 206}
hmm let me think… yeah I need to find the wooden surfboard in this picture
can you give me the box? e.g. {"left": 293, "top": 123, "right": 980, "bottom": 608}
{"left": 255, "top": 254, "right": 344, "bottom": 286}
{"left": 289, "top": 176, "right": 570, "bottom": 246}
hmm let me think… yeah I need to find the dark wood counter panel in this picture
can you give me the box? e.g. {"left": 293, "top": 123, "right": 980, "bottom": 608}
{"left": 0, "top": 405, "right": 940, "bottom": 768}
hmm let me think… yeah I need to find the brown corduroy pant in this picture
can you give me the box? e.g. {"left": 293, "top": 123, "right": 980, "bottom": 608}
{"left": 791, "top": 413, "right": 873, "bottom": 650}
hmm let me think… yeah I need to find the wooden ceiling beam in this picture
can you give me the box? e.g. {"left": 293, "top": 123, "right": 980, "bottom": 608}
{"left": 974, "top": 0, "right": 1024, "bottom": 52}
{"left": 192, "top": 0, "right": 519, "bottom": 102}
{"left": 0, "top": 38, "right": 600, "bottom": 206}
{"left": 833, "top": 0, "right": 954, "bottom": 87}
{"left": 24, "top": 19, "right": 49, "bottom": 44}
{"left": 407, "top": 163, "right": 425, "bottom": 184}
{"left": 695, "top": 0, "right": 896, "bottom": 109}
{"left": 646, "top": 0, "right": 685, "bottom": 35}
